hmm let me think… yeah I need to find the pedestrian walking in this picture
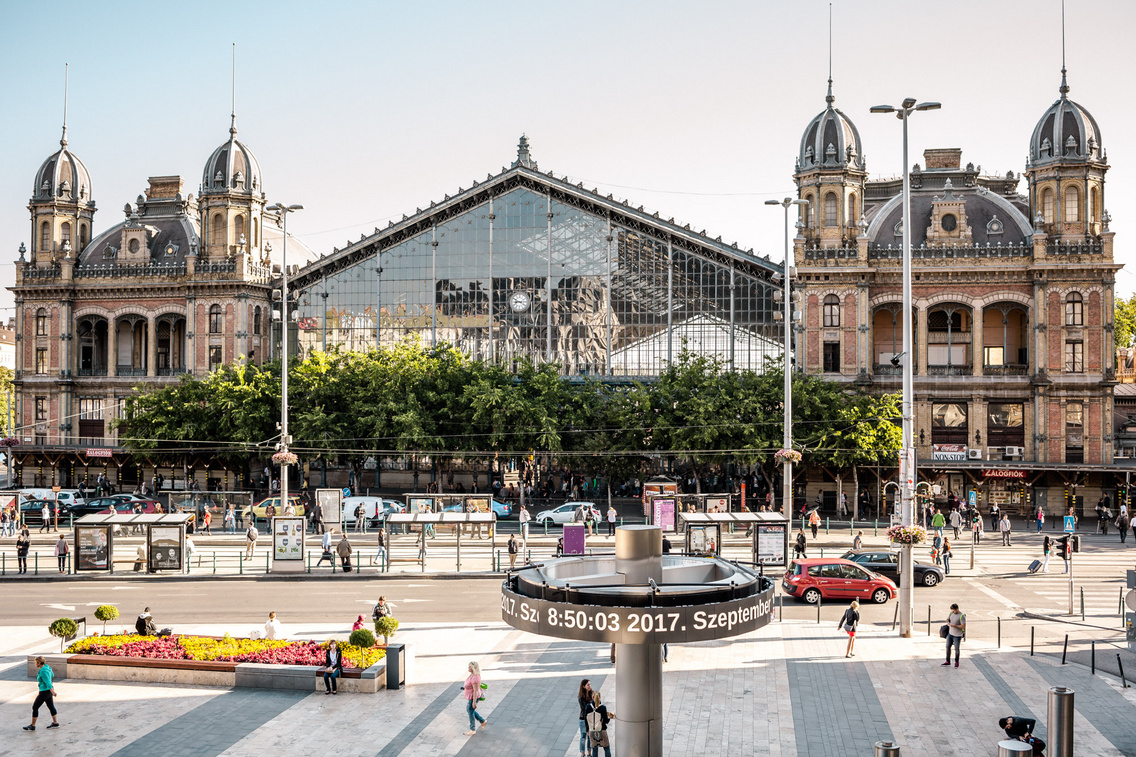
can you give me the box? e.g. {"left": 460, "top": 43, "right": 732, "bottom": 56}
{"left": 585, "top": 690, "right": 614, "bottom": 757}
{"left": 507, "top": 534, "right": 519, "bottom": 570}
{"left": 794, "top": 528, "right": 807, "bottom": 559}
{"left": 941, "top": 537, "right": 952, "bottom": 575}
{"left": 576, "top": 679, "right": 594, "bottom": 756}
{"left": 606, "top": 505, "right": 617, "bottom": 537}
{"left": 519, "top": 505, "right": 531, "bottom": 542}
{"left": 1041, "top": 536, "right": 1051, "bottom": 573}
{"left": 973, "top": 512, "right": 983, "bottom": 544}
{"left": 999, "top": 514, "right": 1012, "bottom": 546}
{"left": 462, "top": 661, "right": 487, "bottom": 735}
{"left": 201, "top": 507, "right": 212, "bottom": 536}
{"left": 852, "top": 530, "right": 863, "bottom": 551}
{"left": 16, "top": 528, "right": 30, "bottom": 574}
{"left": 808, "top": 509, "right": 820, "bottom": 539}
{"left": 22, "top": 657, "right": 59, "bottom": 731}
{"left": 354, "top": 503, "right": 366, "bottom": 534}
{"left": 322, "top": 640, "right": 343, "bottom": 695}
{"left": 39, "top": 503, "right": 50, "bottom": 534}
{"left": 941, "top": 603, "right": 966, "bottom": 668}
{"left": 949, "top": 508, "right": 962, "bottom": 539}
{"left": 372, "top": 596, "right": 393, "bottom": 622}
{"left": 1118, "top": 511, "right": 1130, "bottom": 545}
{"left": 371, "top": 529, "right": 387, "bottom": 567}
{"left": 224, "top": 505, "right": 235, "bottom": 534}
{"left": 931, "top": 508, "right": 945, "bottom": 538}
{"left": 244, "top": 523, "right": 258, "bottom": 559}
{"left": 989, "top": 503, "right": 1000, "bottom": 533}
{"left": 316, "top": 530, "right": 335, "bottom": 568}
{"left": 838, "top": 600, "right": 860, "bottom": 658}
{"left": 337, "top": 532, "right": 353, "bottom": 572}
{"left": 1036, "top": 507, "right": 1045, "bottom": 533}
{"left": 53, "top": 534, "right": 68, "bottom": 574}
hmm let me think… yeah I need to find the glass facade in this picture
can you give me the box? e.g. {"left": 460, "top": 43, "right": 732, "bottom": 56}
{"left": 293, "top": 186, "right": 780, "bottom": 376}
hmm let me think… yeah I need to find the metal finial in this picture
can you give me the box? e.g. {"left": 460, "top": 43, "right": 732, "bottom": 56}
{"left": 1059, "top": 0, "right": 1070, "bottom": 96}
{"left": 825, "top": 3, "right": 834, "bottom": 105}
{"left": 60, "top": 63, "right": 69, "bottom": 148}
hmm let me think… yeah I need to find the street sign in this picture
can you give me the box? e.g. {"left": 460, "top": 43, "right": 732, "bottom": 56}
{"left": 968, "top": 490, "right": 977, "bottom": 507}
{"left": 1063, "top": 515, "right": 1075, "bottom": 534}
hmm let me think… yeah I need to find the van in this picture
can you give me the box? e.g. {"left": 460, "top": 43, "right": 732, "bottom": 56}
{"left": 342, "top": 496, "right": 403, "bottom": 526}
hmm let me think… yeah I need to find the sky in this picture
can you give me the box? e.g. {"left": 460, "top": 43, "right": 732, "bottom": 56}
{"left": 2, "top": 0, "right": 1135, "bottom": 318}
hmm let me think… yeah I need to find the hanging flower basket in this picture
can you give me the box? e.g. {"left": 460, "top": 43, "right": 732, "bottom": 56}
{"left": 774, "top": 449, "right": 802, "bottom": 466}
{"left": 886, "top": 524, "right": 928, "bottom": 545}
{"left": 272, "top": 451, "right": 298, "bottom": 467}
{"left": 0, "top": 437, "right": 19, "bottom": 448}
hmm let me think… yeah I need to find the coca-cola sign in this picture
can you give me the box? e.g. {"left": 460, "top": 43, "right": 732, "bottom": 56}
{"left": 982, "top": 469, "right": 1027, "bottom": 479}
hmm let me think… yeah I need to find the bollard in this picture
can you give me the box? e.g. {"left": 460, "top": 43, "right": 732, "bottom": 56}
{"left": 213, "top": 552, "right": 217, "bottom": 575}
{"left": 816, "top": 596, "right": 821, "bottom": 624}
{"left": 1122, "top": 588, "right": 1126, "bottom": 617}
{"left": 819, "top": 548, "right": 824, "bottom": 558}
{"left": 997, "top": 616, "right": 1001, "bottom": 648}
{"left": 1047, "top": 686, "right": 1074, "bottom": 757}
{"left": 1030, "top": 626, "right": 1035, "bottom": 656}
{"left": 850, "top": 518, "right": 854, "bottom": 536}
{"left": 2, "top": 553, "right": 4, "bottom": 575}
{"left": 1060, "top": 633, "right": 1068, "bottom": 664}
{"left": 1118, "top": 654, "right": 1129, "bottom": 688}
{"left": 34, "top": 552, "right": 38, "bottom": 575}
{"left": 778, "top": 594, "right": 783, "bottom": 623}
{"left": 892, "top": 602, "right": 899, "bottom": 631}
{"left": 927, "top": 605, "right": 931, "bottom": 636}
{"left": 239, "top": 552, "right": 243, "bottom": 575}
{"left": 874, "top": 740, "right": 901, "bottom": 757}
{"left": 874, "top": 520, "right": 879, "bottom": 537}
{"left": 1080, "top": 587, "right": 1085, "bottom": 621}
{"left": 1091, "top": 641, "right": 1095, "bottom": 674}
{"left": 825, "top": 517, "right": 829, "bottom": 535}
{"left": 969, "top": 543, "right": 974, "bottom": 570}
{"left": 266, "top": 552, "right": 269, "bottom": 574}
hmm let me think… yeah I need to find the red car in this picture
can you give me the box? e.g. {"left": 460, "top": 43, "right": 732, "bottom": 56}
{"left": 97, "top": 499, "right": 163, "bottom": 515}
{"left": 782, "top": 558, "right": 897, "bottom": 605}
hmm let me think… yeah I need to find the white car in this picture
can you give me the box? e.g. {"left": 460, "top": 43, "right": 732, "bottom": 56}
{"left": 534, "top": 501, "right": 600, "bottom": 526}
{"left": 342, "top": 497, "right": 405, "bottom": 525}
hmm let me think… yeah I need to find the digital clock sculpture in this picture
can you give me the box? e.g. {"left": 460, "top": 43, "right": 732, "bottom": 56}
{"left": 502, "top": 525, "right": 774, "bottom": 757}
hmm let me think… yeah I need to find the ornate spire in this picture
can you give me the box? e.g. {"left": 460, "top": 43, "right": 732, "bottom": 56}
{"left": 1059, "top": 0, "right": 1070, "bottom": 97}
{"left": 512, "top": 134, "right": 537, "bottom": 170}
{"left": 60, "top": 63, "right": 69, "bottom": 148}
{"left": 230, "top": 43, "right": 238, "bottom": 135}
{"left": 825, "top": 3, "right": 834, "bottom": 105}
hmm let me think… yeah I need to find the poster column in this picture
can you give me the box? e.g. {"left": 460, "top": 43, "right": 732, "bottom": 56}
{"left": 272, "top": 516, "right": 306, "bottom": 573}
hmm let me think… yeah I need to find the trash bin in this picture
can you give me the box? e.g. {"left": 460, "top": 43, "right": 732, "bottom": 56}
{"left": 997, "top": 741, "right": 1033, "bottom": 756}
{"left": 385, "top": 642, "right": 406, "bottom": 690}
{"left": 874, "top": 740, "right": 901, "bottom": 757}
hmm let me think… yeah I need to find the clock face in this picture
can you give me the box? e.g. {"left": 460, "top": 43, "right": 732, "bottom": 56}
{"left": 509, "top": 291, "right": 531, "bottom": 313}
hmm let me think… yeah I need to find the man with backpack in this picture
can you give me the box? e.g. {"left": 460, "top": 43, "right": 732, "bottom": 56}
{"left": 244, "top": 523, "right": 259, "bottom": 559}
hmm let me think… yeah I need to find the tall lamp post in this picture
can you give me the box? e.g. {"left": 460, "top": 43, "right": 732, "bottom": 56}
{"left": 267, "top": 203, "right": 303, "bottom": 514}
{"left": 765, "top": 198, "right": 808, "bottom": 514}
{"left": 869, "top": 97, "right": 939, "bottom": 637}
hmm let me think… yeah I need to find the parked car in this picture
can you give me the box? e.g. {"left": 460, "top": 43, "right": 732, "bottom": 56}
{"left": 534, "top": 501, "right": 600, "bottom": 526}
{"left": 64, "top": 496, "right": 130, "bottom": 519}
{"left": 97, "top": 500, "right": 163, "bottom": 515}
{"left": 251, "top": 495, "right": 305, "bottom": 519}
{"left": 342, "top": 497, "right": 405, "bottom": 526}
{"left": 441, "top": 499, "right": 511, "bottom": 519}
{"left": 19, "top": 489, "right": 86, "bottom": 510}
{"left": 839, "top": 550, "right": 945, "bottom": 588}
{"left": 19, "top": 498, "right": 58, "bottom": 526}
{"left": 781, "top": 558, "right": 897, "bottom": 605}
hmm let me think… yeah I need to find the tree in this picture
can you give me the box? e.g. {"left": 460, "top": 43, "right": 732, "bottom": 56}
{"left": 49, "top": 617, "right": 78, "bottom": 653}
{"left": 1116, "top": 293, "right": 1136, "bottom": 350}
{"left": 348, "top": 628, "right": 376, "bottom": 669}
{"left": 94, "top": 604, "right": 119, "bottom": 635}
{"left": 374, "top": 616, "right": 399, "bottom": 646}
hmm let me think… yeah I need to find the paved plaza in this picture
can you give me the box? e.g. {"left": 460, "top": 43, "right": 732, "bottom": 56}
{"left": 2, "top": 612, "right": 1134, "bottom": 757}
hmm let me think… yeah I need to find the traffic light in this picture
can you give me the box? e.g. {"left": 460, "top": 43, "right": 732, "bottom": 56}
{"left": 1056, "top": 536, "right": 1070, "bottom": 557}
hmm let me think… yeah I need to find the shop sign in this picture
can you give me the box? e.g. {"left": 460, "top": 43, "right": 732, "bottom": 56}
{"left": 982, "top": 469, "right": 1027, "bottom": 480}
{"left": 86, "top": 448, "right": 113, "bottom": 458}
{"left": 932, "top": 444, "right": 967, "bottom": 461}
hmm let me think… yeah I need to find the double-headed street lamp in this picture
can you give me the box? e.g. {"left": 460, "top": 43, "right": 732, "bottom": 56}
{"left": 869, "top": 97, "right": 940, "bottom": 637}
{"left": 268, "top": 203, "right": 303, "bottom": 513}
{"left": 765, "top": 197, "right": 808, "bottom": 514}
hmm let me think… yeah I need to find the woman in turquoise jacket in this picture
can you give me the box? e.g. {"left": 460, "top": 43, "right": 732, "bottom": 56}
{"left": 23, "top": 656, "right": 59, "bottom": 730}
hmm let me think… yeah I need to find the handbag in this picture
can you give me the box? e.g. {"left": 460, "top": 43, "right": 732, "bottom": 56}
{"left": 939, "top": 624, "right": 950, "bottom": 639}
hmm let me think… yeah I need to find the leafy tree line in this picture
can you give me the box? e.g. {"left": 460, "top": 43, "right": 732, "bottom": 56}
{"left": 116, "top": 341, "right": 902, "bottom": 491}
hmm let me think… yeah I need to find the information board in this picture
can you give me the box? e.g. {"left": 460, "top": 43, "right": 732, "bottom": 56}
{"left": 408, "top": 497, "right": 434, "bottom": 514}
{"left": 316, "top": 488, "right": 343, "bottom": 527}
{"left": 563, "top": 524, "right": 587, "bottom": 555}
{"left": 273, "top": 517, "right": 305, "bottom": 561}
{"left": 148, "top": 525, "right": 183, "bottom": 572}
{"left": 687, "top": 525, "right": 719, "bottom": 556}
{"left": 75, "top": 525, "right": 111, "bottom": 571}
{"left": 652, "top": 498, "right": 676, "bottom": 531}
{"left": 755, "top": 523, "right": 788, "bottom": 567}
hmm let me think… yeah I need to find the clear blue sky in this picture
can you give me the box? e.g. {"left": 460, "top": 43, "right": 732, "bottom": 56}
{"left": 2, "top": 0, "right": 1134, "bottom": 318}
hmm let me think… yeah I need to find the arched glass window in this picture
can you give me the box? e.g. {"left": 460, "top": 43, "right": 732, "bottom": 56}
{"left": 1042, "top": 188, "right": 1055, "bottom": 223}
{"left": 253, "top": 306, "right": 262, "bottom": 335}
{"left": 60, "top": 222, "right": 71, "bottom": 245}
{"left": 1065, "top": 186, "right": 1079, "bottom": 223}
{"left": 1065, "top": 292, "right": 1083, "bottom": 326}
{"left": 35, "top": 308, "right": 48, "bottom": 336}
{"left": 211, "top": 214, "right": 225, "bottom": 245}
{"left": 824, "top": 193, "right": 838, "bottom": 227}
{"left": 209, "top": 304, "right": 223, "bottom": 334}
{"left": 823, "top": 294, "right": 840, "bottom": 327}
{"left": 40, "top": 221, "right": 50, "bottom": 252}
{"left": 1089, "top": 187, "right": 1098, "bottom": 223}
{"left": 802, "top": 195, "right": 814, "bottom": 228}
{"left": 253, "top": 217, "right": 259, "bottom": 247}
{"left": 234, "top": 215, "right": 246, "bottom": 245}
{"left": 79, "top": 223, "right": 89, "bottom": 250}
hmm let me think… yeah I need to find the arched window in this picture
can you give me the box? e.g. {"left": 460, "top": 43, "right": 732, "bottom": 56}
{"left": 823, "top": 294, "right": 841, "bottom": 327}
{"left": 234, "top": 215, "right": 246, "bottom": 246}
{"left": 846, "top": 193, "right": 857, "bottom": 228}
{"left": 60, "top": 222, "right": 71, "bottom": 245}
{"left": 1089, "top": 187, "right": 1098, "bottom": 223}
{"left": 802, "top": 194, "right": 814, "bottom": 228}
{"left": 253, "top": 217, "right": 259, "bottom": 247}
{"left": 824, "top": 193, "right": 838, "bottom": 227}
{"left": 35, "top": 308, "right": 48, "bottom": 336}
{"left": 211, "top": 213, "right": 225, "bottom": 245}
{"left": 79, "top": 223, "right": 89, "bottom": 250}
{"left": 1042, "top": 188, "right": 1055, "bottom": 223}
{"left": 1065, "top": 292, "right": 1083, "bottom": 326}
{"left": 1064, "top": 186, "right": 1080, "bottom": 223}
{"left": 209, "top": 304, "right": 223, "bottom": 334}
{"left": 253, "top": 306, "right": 262, "bottom": 335}
{"left": 40, "top": 221, "right": 50, "bottom": 252}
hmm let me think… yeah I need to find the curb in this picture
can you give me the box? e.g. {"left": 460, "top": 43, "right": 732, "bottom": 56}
{"left": 0, "top": 571, "right": 507, "bottom": 583}
{"left": 1018, "top": 610, "right": 1127, "bottom": 633}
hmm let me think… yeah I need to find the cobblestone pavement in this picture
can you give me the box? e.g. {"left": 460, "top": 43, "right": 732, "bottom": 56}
{"left": 2, "top": 615, "right": 1134, "bottom": 757}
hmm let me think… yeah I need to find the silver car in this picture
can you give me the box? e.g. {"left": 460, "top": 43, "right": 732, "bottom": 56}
{"left": 534, "top": 501, "right": 600, "bottom": 526}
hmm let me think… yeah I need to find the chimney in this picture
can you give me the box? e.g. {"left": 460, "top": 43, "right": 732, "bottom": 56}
{"left": 923, "top": 149, "right": 962, "bottom": 170}
{"left": 146, "top": 176, "right": 184, "bottom": 200}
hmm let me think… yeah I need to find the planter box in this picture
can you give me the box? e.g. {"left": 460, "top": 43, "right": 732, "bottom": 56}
{"left": 28, "top": 651, "right": 388, "bottom": 693}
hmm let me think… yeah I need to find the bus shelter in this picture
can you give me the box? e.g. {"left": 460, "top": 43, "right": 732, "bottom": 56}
{"left": 402, "top": 493, "right": 492, "bottom": 513}
{"left": 74, "top": 512, "right": 194, "bottom": 574}
{"left": 678, "top": 512, "right": 790, "bottom": 571}
{"left": 383, "top": 512, "right": 497, "bottom": 572}
{"left": 648, "top": 493, "right": 734, "bottom": 532}
{"left": 169, "top": 491, "right": 253, "bottom": 530}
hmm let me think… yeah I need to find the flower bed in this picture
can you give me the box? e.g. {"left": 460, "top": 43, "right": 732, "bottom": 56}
{"left": 66, "top": 634, "right": 384, "bottom": 668}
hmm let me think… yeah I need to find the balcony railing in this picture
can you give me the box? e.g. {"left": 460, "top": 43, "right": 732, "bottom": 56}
{"left": 77, "top": 367, "right": 108, "bottom": 377}
{"left": 868, "top": 241, "right": 1033, "bottom": 260}
{"left": 926, "top": 332, "right": 971, "bottom": 344}
{"left": 156, "top": 367, "right": 190, "bottom": 377}
{"left": 75, "top": 263, "right": 187, "bottom": 278}
{"left": 983, "top": 363, "right": 1029, "bottom": 376}
{"left": 873, "top": 363, "right": 902, "bottom": 376}
{"left": 1047, "top": 240, "right": 1103, "bottom": 256}
{"left": 116, "top": 366, "right": 148, "bottom": 377}
{"left": 927, "top": 365, "right": 971, "bottom": 376}
{"left": 802, "top": 246, "right": 859, "bottom": 261}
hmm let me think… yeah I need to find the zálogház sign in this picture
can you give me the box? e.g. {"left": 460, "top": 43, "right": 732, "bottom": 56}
{"left": 982, "top": 469, "right": 1028, "bottom": 479}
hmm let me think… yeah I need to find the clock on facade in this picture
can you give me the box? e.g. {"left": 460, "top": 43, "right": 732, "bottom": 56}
{"left": 509, "top": 291, "right": 531, "bottom": 312}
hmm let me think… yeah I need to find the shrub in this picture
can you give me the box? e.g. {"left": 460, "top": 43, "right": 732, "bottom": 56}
{"left": 49, "top": 617, "right": 78, "bottom": 653}
{"left": 348, "top": 629, "right": 376, "bottom": 668}
{"left": 94, "top": 605, "right": 119, "bottom": 635}
{"left": 374, "top": 616, "right": 399, "bottom": 645}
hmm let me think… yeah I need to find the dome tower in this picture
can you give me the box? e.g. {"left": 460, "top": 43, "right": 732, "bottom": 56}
{"left": 199, "top": 83, "right": 264, "bottom": 261}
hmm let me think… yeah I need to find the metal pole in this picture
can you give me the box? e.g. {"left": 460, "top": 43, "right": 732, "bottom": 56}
{"left": 1118, "top": 654, "right": 1128, "bottom": 688}
{"left": 782, "top": 202, "right": 793, "bottom": 517}
{"left": 1091, "top": 640, "right": 1095, "bottom": 674}
{"left": 898, "top": 107, "right": 915, "bottom": 638}
{"left": 1061, "top": 633, "right": 1068, "bottom": 664}
{"left": 1047, "top": 686, "right": 1074, "bottom": 757}
{"left": 1031, "top": 626, "right": 1035, "bottom": 656}
{"left": 997, "top": 616, "right": 1001, "bottom": 648}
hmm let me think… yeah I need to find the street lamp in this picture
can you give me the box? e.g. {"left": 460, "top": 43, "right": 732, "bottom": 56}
{"left": 870, "top": 97, "right": 940, "bottom": 637}
{"left": 267, "top": 203, "right": 303, "bottom": 514}
{"left": 765, "top": 197, "right": 808, "bottom": 514}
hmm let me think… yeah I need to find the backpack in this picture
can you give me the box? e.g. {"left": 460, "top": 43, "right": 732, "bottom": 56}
{"left": 372, "top": 602, "right": 387, "bottom": 621}
{"left": 587, "top": 708, "right": 604, "bottom": 740}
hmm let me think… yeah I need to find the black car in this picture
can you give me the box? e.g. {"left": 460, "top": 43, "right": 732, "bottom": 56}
{"left": 64, "top": 497, "right": 124, "bottom": 519}
{"left": 839, "top": 550, "right": 945, "bottom": 587}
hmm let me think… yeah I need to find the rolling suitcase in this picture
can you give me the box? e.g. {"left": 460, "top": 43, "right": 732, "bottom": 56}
{"left": 1028, "top": 559, "right": 1041, "bottom": 574}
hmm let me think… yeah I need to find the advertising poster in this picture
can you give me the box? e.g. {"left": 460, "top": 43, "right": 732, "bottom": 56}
{"left": 756, "top": 523, "right": 787, "bottom": 566}
{"left": 273, "top": 517, "right": 305, "bottom": 560}
{"left": 75, "top": 525, "right": 110, "bottom": 571}
{"left": 466, "top": 496, "right": 490, "bottom": 513}
{"left": 409, "top": 498, "right": 433, "bottom": 514}
{"left": 149, "top": 526, "right": 183, "bottom": 572}
{"left": 563, "top": 524, "right": 587, "bottom": 555}
{"left": 688, "top": 526, "right": 719, "bottom": 555}
{"left": 704, "top": 497, "right": 729, "bottom": 513}
{"left": 316, "top": 488, "right": 343, "bottom": 527}
{"left": 652, "top": 498, "right": 676, "bottom": 531}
